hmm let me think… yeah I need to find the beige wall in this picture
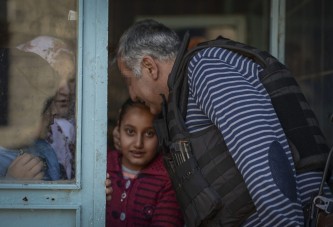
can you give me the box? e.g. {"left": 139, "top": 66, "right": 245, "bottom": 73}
{"left": 7, "top": 0, "right": 77, "bottom": 46}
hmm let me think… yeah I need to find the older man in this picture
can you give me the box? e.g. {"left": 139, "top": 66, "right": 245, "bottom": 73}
{"left": 113, "top": 19, "right": 332, "bottom": 226}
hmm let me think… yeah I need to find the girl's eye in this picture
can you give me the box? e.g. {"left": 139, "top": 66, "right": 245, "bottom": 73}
{"left": 145, "top": 129, "right": 156, "bottom": 138}
{"left": 125, "top": 128, "right": 135, "bottom": 136}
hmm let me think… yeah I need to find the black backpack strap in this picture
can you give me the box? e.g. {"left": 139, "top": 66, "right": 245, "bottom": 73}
{"left": 168, "top": 31, "right": 190, "bottom": 89}
{"left": 167, "top": 31, "right": 193, "bottom": 141}
{"left": 155, "top": 31, "right": 191, "bottom": 151}
{"left": 190, "top": 36, "right": 271, "bottom": 68}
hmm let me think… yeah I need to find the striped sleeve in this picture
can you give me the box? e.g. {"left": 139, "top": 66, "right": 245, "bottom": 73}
{"left": 186, "top": 47, "right": 304, "bottom": 226}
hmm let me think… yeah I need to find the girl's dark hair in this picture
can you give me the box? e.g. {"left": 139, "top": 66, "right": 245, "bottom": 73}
{"left": 117, "top": 98, "right": 151, "bottom": 126}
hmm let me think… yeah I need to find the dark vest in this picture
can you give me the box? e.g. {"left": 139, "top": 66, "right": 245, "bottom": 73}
{"left": 154, "top": 32, "right": 330, "bottom": 227}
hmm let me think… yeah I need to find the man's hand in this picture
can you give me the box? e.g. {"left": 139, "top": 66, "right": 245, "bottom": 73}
{"left": 6, "top": 153, "right": 44, "bottom": 180}
{"left": 105, "top": 173, "right": 113, "bottom": 201}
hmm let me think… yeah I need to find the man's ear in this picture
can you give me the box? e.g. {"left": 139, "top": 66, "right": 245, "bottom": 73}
{"left": 141, "top": 56, "right": 158, "bottom": 79}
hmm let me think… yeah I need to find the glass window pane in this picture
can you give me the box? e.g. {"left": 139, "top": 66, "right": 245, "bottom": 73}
{"left": 0, "top": 0, "right": 78, "bottom": 183}
{"left": 285, "top": 0, "right": 333, "bottom": 146}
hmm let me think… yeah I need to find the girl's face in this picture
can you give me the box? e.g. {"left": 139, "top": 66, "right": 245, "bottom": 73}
{"left": 119, "top": 105, "right": 158, "bottom": 171}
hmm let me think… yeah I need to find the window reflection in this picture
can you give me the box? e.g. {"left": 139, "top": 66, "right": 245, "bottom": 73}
{"left": 285, "top": 0, "right": 333, "bottom": 146}
{"left": 0, "top": 0, "right": 77, "bottom": 183}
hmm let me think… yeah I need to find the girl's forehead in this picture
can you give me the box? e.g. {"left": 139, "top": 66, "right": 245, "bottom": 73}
{"left": 124, "top": 106, "right": 151, "bottom": 117}
{"left": 122, "top": 106, "right": 153, "bottom": 122}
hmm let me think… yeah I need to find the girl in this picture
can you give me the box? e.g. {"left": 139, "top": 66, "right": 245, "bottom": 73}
{"left": 105, "top": 99, "right": 184, "bottom": 226}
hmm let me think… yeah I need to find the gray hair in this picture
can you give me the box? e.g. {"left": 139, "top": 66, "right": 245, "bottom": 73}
{"left": 117, "top": 19, "right": 180, "bottom": 77}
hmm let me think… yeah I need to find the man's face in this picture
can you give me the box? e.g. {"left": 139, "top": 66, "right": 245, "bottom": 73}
{"left": 117, "top": 58, "right": 164, "bottom": 115}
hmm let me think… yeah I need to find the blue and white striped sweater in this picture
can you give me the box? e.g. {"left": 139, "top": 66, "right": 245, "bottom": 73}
{"left": 185, "top": 47, "right": 330, "bottom": 226}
